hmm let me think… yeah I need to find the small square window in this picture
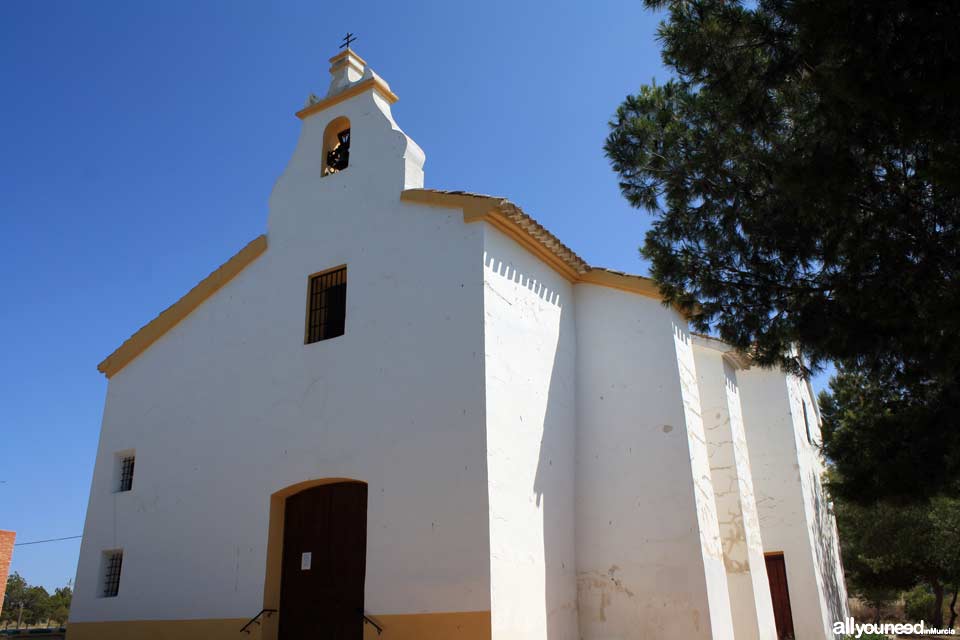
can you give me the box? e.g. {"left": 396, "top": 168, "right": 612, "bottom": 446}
{"left": 305, "top": 267, "right": 347, "bottom": 344}
{"left": 118, "top": 455, "right": 135, "bottom": 492}
{"left": 101, "top": 550, "right": 123, "bottom": 598}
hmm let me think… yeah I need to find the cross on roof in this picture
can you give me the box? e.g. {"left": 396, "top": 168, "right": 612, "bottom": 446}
{"left": 339, "top": 32, "right": 357, "bottom": 50}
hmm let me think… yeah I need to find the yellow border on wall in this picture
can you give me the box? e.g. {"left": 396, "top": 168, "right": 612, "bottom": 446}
{"left": 360, "top": 611, "right": 491, "bottom": 639}
{"left": 68, "top": 618, "right": 255, "bottom": 640}
{"left": 97, "top": 235, "right": 268, "bottom": 379}
{"left": 400, "top": 189, "right": 673, "bottom": 304}
{"left": 68, "top": 611, "right": 491, "bottom": 640}
{"left": 295, "top": 77, "right": 398, "bottom": 121}
{"left": 328, "top": 49, "right": 368, "bottom": 68}
{"left": 97, "top": 187, "right": 690, "bottom": 380}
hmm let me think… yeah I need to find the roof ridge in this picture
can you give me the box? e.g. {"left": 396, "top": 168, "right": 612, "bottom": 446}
{"left": 403, "top": 188, "right": 655, "bottom": 283}
{"left": 98, "top": 190, "right": 678, "bottom": 379}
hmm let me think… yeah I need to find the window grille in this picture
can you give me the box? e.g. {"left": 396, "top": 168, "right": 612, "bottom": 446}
{"left": 119, "top": 456, "right": 135, "bottom": 492}
{"left": 102, "top": 551, "right": 123, "bottom": 597}
{"left": 306, "top": 267, "right": 347, "bottom": 344}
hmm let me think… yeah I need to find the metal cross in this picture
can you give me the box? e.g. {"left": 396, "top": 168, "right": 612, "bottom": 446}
{"left": 339, "top": 32, "right": 357, "bottom": 50}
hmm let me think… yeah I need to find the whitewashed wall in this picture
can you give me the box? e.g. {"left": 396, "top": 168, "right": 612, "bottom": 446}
{"left": 573, "top": 287, "right": 734, "bottom": 640}
{"left": 72, "top": 52, "right": 835, "bottom": 640}
{"left": 73, "top": 88, "right": 492, "bottom": 624}
{"left": 481, "top": 224, "right": 578, "bottom": 640}
{"left": 786, "top": 376, "right": 850, "bottom": 633}
{"left": 693, "top": 341, "right": 777, "bottom": 640}
{"left": 739, "top": 368, "right": 849, "bottom": 639}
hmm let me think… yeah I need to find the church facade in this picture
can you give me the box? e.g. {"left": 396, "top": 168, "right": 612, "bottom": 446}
{"left": 69, "top": 49, "right": 848, "bottom": 640}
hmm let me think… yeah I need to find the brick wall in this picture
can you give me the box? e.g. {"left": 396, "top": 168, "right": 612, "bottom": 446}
{"left": 0, "top": 530, "right": 15, "bottom": 615}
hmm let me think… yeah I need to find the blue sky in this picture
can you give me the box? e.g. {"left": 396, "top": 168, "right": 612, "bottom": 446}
{"left": 0, "top": 1, "right": 832, "bottom": 591}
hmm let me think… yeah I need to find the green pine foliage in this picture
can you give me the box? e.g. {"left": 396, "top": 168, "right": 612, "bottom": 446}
{"left": 606, "top": 0, "right": 960, "bottom": 500}
{"left": 831, "top": 481, "right": 960, "bottom": 628}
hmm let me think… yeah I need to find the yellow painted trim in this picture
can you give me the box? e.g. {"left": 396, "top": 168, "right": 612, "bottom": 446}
{"left": 328, "top": 49, "right": 367, "bottom": 67}
{"left": 400, "top": 189, "right": 672, "bottom": 304}
{"left": 481, "top": 210, "right": 583, "bottom": 282}
{"left": 98, "top": 187, "right": 683, "bottom": 380}
{"left": 295, "top": 77, "right": 398, "bottom": 120}
{"left": 578, "top": 268, "right": 662, "bottom": 300}
{"left": 400, "top": 188, "right": 501, "bottom": 217}
{"left": 97, "top": 235, "right": 268, "bottom": 378}
{"left": 67, "top": 611, "right": 490, "bottom": 640}
{"left": 361, "top": 611, "right": 491, "bottom": 639}
{"left": 401, "top": 189, "right": 583, "bottom": 282}
{"left": 329, "top": 56, "right": 365, "bottom": 77}
{"left": 578, "top": 270, "right": 697, "bottom": 317}
{"left": 67, "top": 618, "right": 253, "bottom": 640}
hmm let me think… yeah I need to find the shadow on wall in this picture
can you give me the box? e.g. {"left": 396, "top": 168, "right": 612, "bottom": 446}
{"left": 533, "top": 304, "right": 577, "bottom": 640}
{"left": 809, "top": 468, "right": 849, "bottom": 625}
{"left": 483, "top": 249, "right": 576, "bottom": 638}
{"left": 484, "top": 254, "right": 563, "bottom": 306}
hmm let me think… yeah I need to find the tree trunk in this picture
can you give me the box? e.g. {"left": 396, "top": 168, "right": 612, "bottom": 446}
{"left": 931, "top": 581, "right": 945, "bottom": 628}
{"left": 948, "top": 585, "right": 958, "bottom": 630}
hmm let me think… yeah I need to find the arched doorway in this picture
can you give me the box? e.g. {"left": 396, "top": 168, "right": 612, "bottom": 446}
{"left": 274, "top": 481, "right": 368, "bottom": 639}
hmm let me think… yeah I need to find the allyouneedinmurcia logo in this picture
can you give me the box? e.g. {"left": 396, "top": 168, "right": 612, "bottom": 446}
{"left": 834, "top": 617, "right": 956, "bottom": 637}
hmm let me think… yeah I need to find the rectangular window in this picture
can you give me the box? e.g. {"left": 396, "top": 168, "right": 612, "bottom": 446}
{"left": 119, "top": 455, "right": 135, "bottom": 492}
{"left": 101, "top": 550, "right": 123, "bottom": 598}
{"left": 306, "top": 266, "right": 347, "bottom": 344}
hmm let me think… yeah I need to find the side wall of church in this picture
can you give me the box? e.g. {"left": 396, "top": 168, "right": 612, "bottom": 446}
{"left": 481, "top": 223, "right": 579, "bottom": 640}
{"left": 573, "top": 286, "right": 734, "bottom": 640}
{"left": 71, "top": 91, "right": 493, "bottom": 640}
{"left": 785, "top": 375, "right": 850, "bottom": 633}
{"left": 694, "top": 343, "right": 777, "bottom": 640}
{"left": 739, "top": 368, "right": 849, "bottom": 640}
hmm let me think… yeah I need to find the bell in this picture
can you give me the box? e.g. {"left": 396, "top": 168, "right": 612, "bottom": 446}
{"left": 325, "top": 128, "right": 351, "bottom": 173}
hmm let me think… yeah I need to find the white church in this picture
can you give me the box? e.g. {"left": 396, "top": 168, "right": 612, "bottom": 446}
{"left": 70, "top": 48, "right": 848, "bottom": 640}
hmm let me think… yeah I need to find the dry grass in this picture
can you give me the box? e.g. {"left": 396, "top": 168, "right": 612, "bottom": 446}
{"left": 849, "top": 596, "right": 907, "bottom": 623}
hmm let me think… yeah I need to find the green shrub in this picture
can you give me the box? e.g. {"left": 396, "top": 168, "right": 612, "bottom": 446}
{"left": 903, "top": 585, "right": 936, "bottom": 622}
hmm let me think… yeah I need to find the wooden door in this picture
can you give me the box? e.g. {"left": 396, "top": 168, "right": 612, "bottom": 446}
{"left": 765, "top": 552, "right": 796, "bottom": 639}
{"left": 278, "top": 482, "right": 367, "bottom": 640}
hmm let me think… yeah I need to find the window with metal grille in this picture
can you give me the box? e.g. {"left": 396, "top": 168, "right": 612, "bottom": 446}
{"left": 119, "top": 456, "right": 135, "bottom": 492}
{"left": 306, "top": 267, "right": 347, "bottom": 344}
{"left": 102, "top": 550, "right": 123, "bottom": 598}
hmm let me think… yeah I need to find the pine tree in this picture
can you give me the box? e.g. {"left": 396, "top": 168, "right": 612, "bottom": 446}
{"left": 606, "top": 0, "right": 960, "bottom": 499}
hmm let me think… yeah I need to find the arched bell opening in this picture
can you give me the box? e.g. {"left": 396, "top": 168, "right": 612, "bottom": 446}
{"left": 322, "top": 116, "right": 352, "bottom": 176}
